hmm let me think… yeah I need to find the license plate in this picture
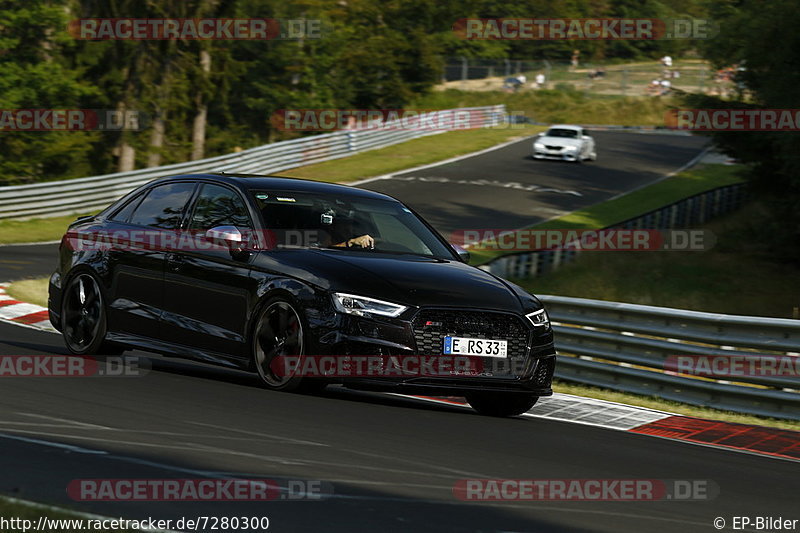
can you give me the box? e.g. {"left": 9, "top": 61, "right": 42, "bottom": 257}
{"left": 443, "top": 336, "right": 507, "bottom": 358}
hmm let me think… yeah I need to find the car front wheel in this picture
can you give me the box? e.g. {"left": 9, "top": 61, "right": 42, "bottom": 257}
{"left": 251, "top": 296, "right": 324, "bottom": 393}
{"left": 465, "top": 392, "right": 538, "bottom": 417}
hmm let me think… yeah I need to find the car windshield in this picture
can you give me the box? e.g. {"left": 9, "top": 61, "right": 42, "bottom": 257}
{"left": 251, "top": 190, "right": 456, "bottom": 260}
{"left": 546, "top": 128, "right": 579, "bottom": 138}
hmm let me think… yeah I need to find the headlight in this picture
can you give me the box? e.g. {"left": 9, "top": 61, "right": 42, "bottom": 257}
{"left": 534, "top": 142, "right": 545, "bottom": 149}
{"left": 526, "top": 308, "right": 550, "bottom": 328}
{"left": 563, "top": 145, "right": 578, "bottom": 152}
{"left": 332, "top": 293, "right": 408, "bottom": 318}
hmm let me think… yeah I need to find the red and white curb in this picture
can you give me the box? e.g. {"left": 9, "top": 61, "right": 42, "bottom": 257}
{"left": 0, "top": 283, "right": 56, "bottom": 332}
{"left": 407, "top": 393, "right": 800, "bottom": 462}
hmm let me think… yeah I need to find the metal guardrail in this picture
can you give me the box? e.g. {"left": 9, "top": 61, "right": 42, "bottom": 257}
{"left": 540, "top": 295, "right": 800, "bottom": 421}
{"left": 483, "top": 182, "right": 746, "bottom": 279}
{"left": 0, "top": 105, "right": 506, "bottom": 220}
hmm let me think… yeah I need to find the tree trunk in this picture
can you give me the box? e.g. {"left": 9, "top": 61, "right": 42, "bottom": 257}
{"left": 116, "top": 101, "right": 136, "bottom": 172}
{"left": 147, "top": 110, "right": 166, "bottom": 167}
{"left": 191, "top": 49, "right": 211, "bottom": 161}
{"left": 118, "top": 141, "right": 136, "bottom": 172}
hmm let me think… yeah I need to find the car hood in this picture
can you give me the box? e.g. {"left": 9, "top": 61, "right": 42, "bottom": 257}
{"left": 535, "top": 135, "right": 582, "bottom": 148}
{"left": 253, "top": 249, "right": 525, "bottom": 312}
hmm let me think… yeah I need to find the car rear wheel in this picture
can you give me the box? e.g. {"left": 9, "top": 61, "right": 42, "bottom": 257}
{"left": 252, "top": 297, "right": 324, "bottom": 393}
{"left": 465, "top": 392, "right": 538, "bottom": 417}
{"left": 61, "top": 273, "right": 123, "bottom": 356}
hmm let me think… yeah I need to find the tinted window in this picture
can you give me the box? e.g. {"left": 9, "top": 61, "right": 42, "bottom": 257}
{"left": 546, "top": 128, "right": 578, "bottom": 138}
{"left": 252, "top": 190, "right": 455, "bottom": 260}
{"left": 110, "top": 192, "right": 144, "bottom": 223}
{"left": 189, "top": 184, "right": 252, "bottom": 231}
{"left": 129, "top": 182, "right": 196, "bottom": 229}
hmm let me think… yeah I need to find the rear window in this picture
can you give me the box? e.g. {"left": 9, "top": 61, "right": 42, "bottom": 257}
{"left": 110, "top": 192, "right": 145, "bottom": 223}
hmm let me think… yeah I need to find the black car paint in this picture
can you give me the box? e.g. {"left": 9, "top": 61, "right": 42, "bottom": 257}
{"left": 49, "top": 173, "right": 556, "bottom": 395}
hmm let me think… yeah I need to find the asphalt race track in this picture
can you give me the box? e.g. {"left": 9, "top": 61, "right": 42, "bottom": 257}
{"left": 362, "top": 130, "right": 709, "bottom": 234}
{"left": 0, "top": 242, "right": 59, "bottom": 285}
{"left": 3, "top": 132, "right": 794, "bottom": 533}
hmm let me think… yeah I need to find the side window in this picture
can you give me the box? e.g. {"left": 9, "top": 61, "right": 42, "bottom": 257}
{"left": 188, "top": 184, "right": 252, "bottom": 232}
{"left": 129, "top": 182, "right": 196, "bottom": 229}
{"left": 110, "top": 192, "right": 145, "bottom": 223}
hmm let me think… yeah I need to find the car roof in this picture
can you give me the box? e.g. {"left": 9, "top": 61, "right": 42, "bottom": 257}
{"left": 149, "top": 173, "right": 398, "bottom": 202}
{"left": 547, "top": 124, "right": 583, "bottom": 131}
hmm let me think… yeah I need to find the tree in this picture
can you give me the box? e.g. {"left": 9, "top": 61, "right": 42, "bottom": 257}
{"left": 0, "top": 0, "right": 98, "bottom": 184}
{"left": 686, "top": 0, "right": 800, "bottom": 262}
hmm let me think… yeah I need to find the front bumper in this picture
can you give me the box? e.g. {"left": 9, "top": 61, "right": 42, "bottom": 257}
{"left": 533, "top": 149, "right": 579, "bottom": 161}
{"left": 344, "top": 354, "right": 556, "bottom": 396}
{"left": 310, "top": 307, "right": 557, "bottom": 396}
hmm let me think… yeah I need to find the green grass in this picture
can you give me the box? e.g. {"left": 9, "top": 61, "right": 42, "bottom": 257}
{"left": 468, "top": 163, "right": 746, "bottom": 265}
{"left": 280, "top": 124, "right": 542, "bottom": 182}
{"left": 414, "top": 88, "right": 675, "bottom": 126}
{"left": 553, "top": 381, "right": 800, "bottom": 432}
{"left": 6, "top": 277, "right": 49, "bottom": 307}
{"left": 515, "top": 198, "right": 799, "bottom": 319}
{"left": 0, "top": 214, "right": 90, "bottom": 245}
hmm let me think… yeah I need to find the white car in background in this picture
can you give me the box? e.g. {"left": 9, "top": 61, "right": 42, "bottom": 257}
{"left": 532, "top": 125, "right": 597, "bottom": 162}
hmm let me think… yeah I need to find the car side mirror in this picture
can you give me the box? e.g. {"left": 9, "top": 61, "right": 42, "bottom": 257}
{"left": 451, "top": 244, "right": 470, "bottom": 263}
{"left": 206, "top": 226, "right": 243, "bottom": 251}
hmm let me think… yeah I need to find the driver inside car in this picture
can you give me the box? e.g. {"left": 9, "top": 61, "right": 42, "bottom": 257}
{"left": 335, "top": 234, "right": 374, "bottom": 248}
{"left": 320, "top": 209, "right": 375, "bottom": 249}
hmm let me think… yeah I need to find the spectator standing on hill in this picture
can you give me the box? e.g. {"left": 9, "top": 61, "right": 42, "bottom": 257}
{"left": 571, "top": 49, "right": 580, "bottom": 69}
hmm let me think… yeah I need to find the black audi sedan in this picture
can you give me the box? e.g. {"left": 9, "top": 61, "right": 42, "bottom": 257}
{"left": 48, "top": 173, "right": 556, "bottom": 416}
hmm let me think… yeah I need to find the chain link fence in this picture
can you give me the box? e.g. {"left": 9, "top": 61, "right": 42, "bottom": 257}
{"left": 442, "top": 57, "right": 738, "bottom": 98}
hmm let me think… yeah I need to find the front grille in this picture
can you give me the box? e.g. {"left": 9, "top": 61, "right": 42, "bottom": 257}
{"left": 412, "top": 309, "right": 531, "bottom": 378}
{"left": 545, "top": 145, "right": 564, "bottom": 151}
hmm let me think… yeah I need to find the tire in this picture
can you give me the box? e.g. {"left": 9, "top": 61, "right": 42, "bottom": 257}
{"left": 465, "top": 392, "right": 538, "bottom": 417}
{"left": 251, "top": 296, "right": 325, "bottom": 393}
{"left": 61, "top": 272, "right": 124, "bottom": 356}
